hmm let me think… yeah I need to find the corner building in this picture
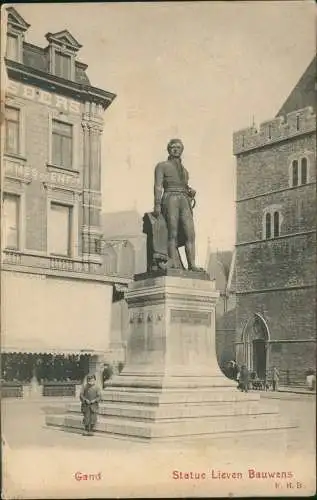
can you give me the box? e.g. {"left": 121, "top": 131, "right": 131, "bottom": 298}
{"left": 1, "top": 8, "right": 129, "bottom": 387}
{"left": 233, "top": 58, "right": 316, "bottom": 385}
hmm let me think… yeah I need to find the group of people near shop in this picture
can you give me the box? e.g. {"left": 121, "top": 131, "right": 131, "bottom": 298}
{"left": 225, "top": 361, "right": 281, "bottom": 393}
{"left": 225, "top": 361, "right": 316, "bottom": 393}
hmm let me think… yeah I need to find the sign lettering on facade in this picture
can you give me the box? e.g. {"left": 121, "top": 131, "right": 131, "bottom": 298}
{"left": 7, "top": 80, "right": 81, "bottom": 114}
{"left": 5, "top": 161, "right": 81, "bottom": 189}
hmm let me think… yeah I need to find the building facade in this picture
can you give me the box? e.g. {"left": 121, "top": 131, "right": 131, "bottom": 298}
{"left": 206, "top": 246, "right": 236, "bottom": 368}
{"left": 1, "top": 8, "right": 129, "bottom": 387}
{"left": 101, "top": 210, "right": 147, "bottom": 361}
{"left": 233, "top": 57, "right": 316, "bottom": 385}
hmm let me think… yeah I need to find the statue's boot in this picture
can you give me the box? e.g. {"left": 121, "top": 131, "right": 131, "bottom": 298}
{"left": 189, "top": 265, "right": 205, "bottom": 272}
{"left": 167, "top": 240, "right": 181, "bottom": 269}
{"left": 185, "top": 242, "right": 202, "bottom": 271}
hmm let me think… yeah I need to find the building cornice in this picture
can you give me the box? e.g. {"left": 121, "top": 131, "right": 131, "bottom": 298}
{"left": 236, "top": 229, "right": 316, "bottom": 248}
{"left": 1, "top": 262, "right": 131, "bottom": 286}
{"left": 5, "top": 59, "right": 116, "bottom": 109}
{"left": 236, "top": 181, "right": 316, "bottom": 203}
{"left": 235, "top": 283, "right": 315, "bottom": 295}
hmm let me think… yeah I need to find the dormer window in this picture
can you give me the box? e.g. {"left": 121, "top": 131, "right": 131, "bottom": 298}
{"left": 55, "top": 51, "right": 71, "bottom": 80}
{"left": 45, "top": 30, "right": 82, "bottom": 82}
{"left": 6, "top": 33, "right": 19, "bottom": 61}
{"left": 5, "top": 7, "right": 30, "bottom": 63}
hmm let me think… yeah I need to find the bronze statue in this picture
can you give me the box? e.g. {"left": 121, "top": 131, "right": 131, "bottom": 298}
{"left": 143, "top": 139, "right": 202, "bottom": 272}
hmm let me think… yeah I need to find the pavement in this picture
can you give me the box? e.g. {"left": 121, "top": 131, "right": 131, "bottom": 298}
{"left": 1, "top": 392, "right": 316, "bottom": 499}
{"left": 278, "top": 386, "right": 316, "bottom": 395}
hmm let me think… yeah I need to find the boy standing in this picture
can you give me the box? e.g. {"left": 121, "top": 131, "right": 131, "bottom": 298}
{"left": 80, "top": 374, "right": 102, "bottom": 436}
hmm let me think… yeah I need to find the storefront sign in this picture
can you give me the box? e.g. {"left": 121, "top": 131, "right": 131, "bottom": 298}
{"left": 7, "top": 80, "right": 81, "bottom": 114}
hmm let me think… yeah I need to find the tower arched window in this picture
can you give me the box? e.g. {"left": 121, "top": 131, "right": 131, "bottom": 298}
{"left": 265, "top": 213, "right": 271, "bottom": 239}
{"left": 301, "top": 158, "right": 307, "bottom": 184}
{"left": 290, "top": 156, "right": 309, "bottom": 187}
{"left": 273, "top": 211, "right": 280, "bottom": 237}
{"left": 292, "top": 160, "right": 298, "bottom": 187}
{"left": 263, "top": 207, "right": 282, "bottom": 240}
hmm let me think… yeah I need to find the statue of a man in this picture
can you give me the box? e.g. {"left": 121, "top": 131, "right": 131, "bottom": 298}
{"left": 153, "top": 138, "right": 201, "bottom": 271}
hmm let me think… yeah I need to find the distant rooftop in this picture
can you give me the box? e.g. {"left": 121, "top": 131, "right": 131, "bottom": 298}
{"left": 102, "top": 210, "right": 144, "bottom": 239}
{"left": 206, "top": 249, "right": 236, "bottom": 293}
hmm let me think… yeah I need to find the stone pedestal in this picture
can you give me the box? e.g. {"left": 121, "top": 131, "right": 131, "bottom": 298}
{"left": 46, "top": 273, "right": 296, "bottom": 439}
{"left": 108, "top": 273, "right": 234, "bottom": 388}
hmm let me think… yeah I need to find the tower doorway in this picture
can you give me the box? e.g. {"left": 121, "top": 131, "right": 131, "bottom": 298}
{"left": 252, "top": 339, "right": 266, "bottom": 379}
{"left": 239, "top": 313, "right": 270, "bottom": 377}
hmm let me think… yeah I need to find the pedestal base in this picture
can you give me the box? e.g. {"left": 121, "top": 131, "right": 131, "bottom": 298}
{"left": 46, "top": 275, "right": 296, "bottom": 439}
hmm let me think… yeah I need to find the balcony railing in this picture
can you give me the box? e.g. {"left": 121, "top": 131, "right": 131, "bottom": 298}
{"left": 2, "top": 248, "right": 133, "bottom": 281}
{"left": 2, "top": 249, "right": 106, "bottom": 276}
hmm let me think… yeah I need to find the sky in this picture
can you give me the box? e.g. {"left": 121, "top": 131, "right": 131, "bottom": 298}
{"left": 8, "top": 2, "right": 315, "bottom": 265}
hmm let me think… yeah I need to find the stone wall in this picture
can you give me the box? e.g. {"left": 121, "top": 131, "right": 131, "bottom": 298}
{"left": 233, "top": 107, "right": 315, "bottom": 156}
{"left": 234, "top": 106, "right": 316, "bottom": 379}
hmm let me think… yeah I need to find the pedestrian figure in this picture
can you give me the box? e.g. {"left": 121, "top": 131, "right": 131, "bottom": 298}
{"left": 80, "top": 374, "right": 102, "bottom": 436}
{"left": 239, "top": 364, "right": 249, "bottom": 393}
{"left": 272, "top": 366, "right": 279, "bottom": 391}
{"left": 306, "top": 369, "right": 316, "bottom": 391}
{"left": 232, "top": 361, "right": 239, "bottom": 381}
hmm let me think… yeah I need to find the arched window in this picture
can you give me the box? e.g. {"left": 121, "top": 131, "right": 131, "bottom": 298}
{"left": 290, "top": 156, "right": 309, "bottom": 187}
{"left": 263, "top": 208, "right": 282, "bottom": 240}
{"left": 292, "top": 160, "right": 298, "bottom": 187}
{"left": 265, "top": 213, "right": 271, "bottom": 239}
{"left": 301, "top": 158, "right": 307, "bottom": 184}
{"left": 273, "top": 211, "right": 280, "bottom": 237}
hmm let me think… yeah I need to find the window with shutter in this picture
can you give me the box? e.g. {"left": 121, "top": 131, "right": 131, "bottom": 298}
{"left": 3, "top": 194, "right": 20, "bottom": 249}
{"left": 6, "top": 33, "right": 19, "bottom": 61}
{"left": 5, "top": 106, "right": 20, "bottom": 155}
{"left": 49, "top": 203, "right": 72, "bottom": 256}
{"left": 55, "top": 51, "right": 71, "bottom": 79}
{"left": 52, "top": 120, "right": 73, "bottom": 169}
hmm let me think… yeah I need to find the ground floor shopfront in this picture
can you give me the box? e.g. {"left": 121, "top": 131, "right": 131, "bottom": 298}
{"left": 1, "top": 352, "right": 90, "bottom": 383}
{"left": 1, "top": 268, "right": 130, "bottom": 395}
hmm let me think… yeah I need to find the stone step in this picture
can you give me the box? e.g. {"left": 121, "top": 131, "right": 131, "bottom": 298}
{"left": 46, "top": 412, "right": 296, "bottom": 439}
{"left": 65, "top": 400, "right": 277, "bottom": 420}
{"left": 101, "top": 389, "right": 260, "bottom": 405}
{"left": 107, "top": 374, "right": 236, "bottom": 389}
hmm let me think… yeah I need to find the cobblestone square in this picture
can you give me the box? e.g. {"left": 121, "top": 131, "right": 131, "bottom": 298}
{"left": 2, "top": 393, "right": 315, "bottom": 498}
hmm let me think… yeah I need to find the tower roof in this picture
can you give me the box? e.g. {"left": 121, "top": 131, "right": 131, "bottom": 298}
{"left": 276, "top": 56, "right": 316, "bottom": 117}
